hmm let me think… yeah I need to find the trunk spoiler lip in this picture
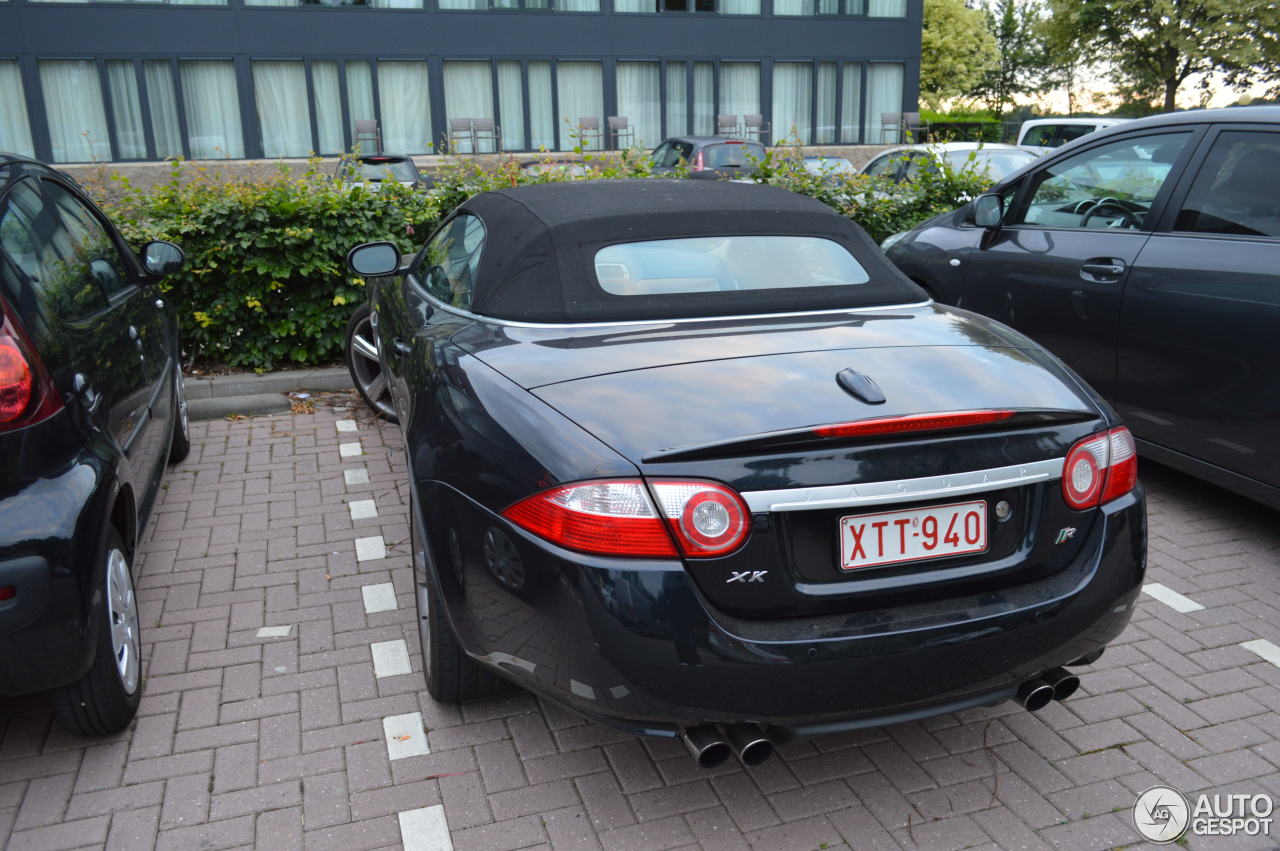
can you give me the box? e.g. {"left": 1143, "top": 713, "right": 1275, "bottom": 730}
{"left": 641, "top": 408, "right": 1098, "bottom": 464}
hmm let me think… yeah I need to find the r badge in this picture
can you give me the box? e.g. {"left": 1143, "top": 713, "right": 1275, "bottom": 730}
{"left": 727, "top": 570, "right": 767, "bottom": 583}
{"left": 1055, "top": 527, "right": 1077, "bottom": 545}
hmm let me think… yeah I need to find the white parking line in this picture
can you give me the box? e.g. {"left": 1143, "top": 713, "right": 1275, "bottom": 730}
{"left": 344, "top": 468, "right": 370, "bottom": 486}
{"left": 362, "top": 583, "right": 397, "bottom": 614}
{"left": 355, "top": 536, "right": 386, "bottom": 561}
{"left": 339, "top": 442, "right": 363, "bottom": 458}
{"left": 349, "top": 499, "right": 378, "bottom": 521}
{"left": 371, "top": 639, "right": 412, "bottom": 678}
{"left": 398, "top": 805, "right": 452, "bottom": 851}
{"left": 1142, "top": 583, "right": 1205, "bottom": 613}
{"left": 256, "top": 625, "right": 293, "bottom": 638}
{"left": 336, "top": 419, "right": 358, "bottom": 433}
{"left": 1242, "top": 639, "right": 1280, "bottom": 669}
{"left": 384, "top": 712, "right": 430, "bottom": 759}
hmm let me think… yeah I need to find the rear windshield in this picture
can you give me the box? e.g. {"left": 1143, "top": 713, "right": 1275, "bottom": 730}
{"left": 704, "top": 143, "right": 764, "bottom": 168}
{"left": 945, "top": 149, "right": 1037, "bottom": 180}
{"left": 346, "top": 160, "right": 417, "bottom": 182}
{"left": 595, "top": 236, "right": 870, "bottom": 296}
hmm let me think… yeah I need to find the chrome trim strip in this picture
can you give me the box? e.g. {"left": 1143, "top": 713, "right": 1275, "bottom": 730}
{"left": 741, "top": 457, "right": 1063, "bottom": 513}
{"left": 408, "top": 274, "right": 932, "bottom": 329}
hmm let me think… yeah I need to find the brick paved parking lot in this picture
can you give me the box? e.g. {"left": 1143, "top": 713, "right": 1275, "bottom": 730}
{"left": 3, "top": 399, "right": 1280, "bottom": 851}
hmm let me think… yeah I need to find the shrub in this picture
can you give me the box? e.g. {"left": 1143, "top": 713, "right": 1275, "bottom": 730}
{"left": 88, "top": 147, "right": 986, "bottom": 371}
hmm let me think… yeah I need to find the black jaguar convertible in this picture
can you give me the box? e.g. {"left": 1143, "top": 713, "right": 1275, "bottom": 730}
{"left": 346, "top": 180, "right": 1146, "bottom": 768}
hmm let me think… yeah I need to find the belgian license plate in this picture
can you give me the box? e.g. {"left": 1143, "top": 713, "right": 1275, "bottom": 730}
{"left": 838, "top": 500, "right": 987, "bottom": 571}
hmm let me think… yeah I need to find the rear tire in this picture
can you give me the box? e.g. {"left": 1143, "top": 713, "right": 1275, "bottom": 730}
{"left": 413, "top": 495, "right": 509, "bottom": 702}
{"left": 53, "top": 528, "right": 143, "bottom": 736}
{"left": 169, "top": 364, "right": 190, "bottom": 464}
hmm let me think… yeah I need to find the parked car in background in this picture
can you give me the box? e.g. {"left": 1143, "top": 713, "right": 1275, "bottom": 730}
{"left": 861, "top": 142, "right": 1038, "bottom": 187}
{"left": 1016, "top": 118, "right": 1129, "bottom": 154}
{"left": 520, "top": 160, "right": 592, "bottom": 179}
{"left": 335, "top": 153, "right": 428, "bottom": 192}
{"left": 884, "top": 107, "right": 1280, "bottom": 510}
{"left": 344, "top": 179, "right": 1145, "bottom": 768}
{"left": 800, "top": 156, "right": 857, "bottom": 183}
{"left": 650, "top": 137, "right": 765, "bottom": 181}
{"left": 0, "top": 154, "right": 187, "bottom": 734}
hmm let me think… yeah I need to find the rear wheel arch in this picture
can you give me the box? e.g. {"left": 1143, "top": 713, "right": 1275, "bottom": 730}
{"left": 108, "top": 485, "right": 137, "bottom": 557}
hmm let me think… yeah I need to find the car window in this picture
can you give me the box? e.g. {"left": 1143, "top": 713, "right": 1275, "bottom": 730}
{"left": 417, "top": 213, "right": 485, "bottom": 310}
{"left": 863, "top": 153, "right": 898, "bottom": 177}
{"left": 1173, "top": 130, "right": 1280, "bottom": 238}
{"left": 703, "top": 142, "right": 764, "bottom": 168}
{"left": 1056, "top": 124, "right": 1095, "bottom": 145}
{"left": 650, "top": 142, "right": 676, "bottom": 168}
{"left": 951, "top": 149, "right": 1037, "bottom": 182}
{"left": 1021, "top": 125, "right": 1056, "bottom": 147}
{"left": 0, "top": 179, "right": 110, "bottom": 319}
{"left": 903, "top": 151, "right": 938, "bottom": 181}
{"left": 347, "top": 159, "right": 417, "bottom": 183}
{"left": 43, "top": 181, "right": 132, "bottom": 297}
{"left": 1015, "top": 132, "right": 1191, "bottom": 230}
{"left": 594, "top": 235, "right": 870, "bottom": 296}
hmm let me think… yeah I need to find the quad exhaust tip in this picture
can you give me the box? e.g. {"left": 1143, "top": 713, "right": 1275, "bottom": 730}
{"left": 1015, "top": 678, "right": 1056, "bottom": 712}
{"left": 681, "top": 724, "right": 732, "bottom": 769}
{"left": 721, "top": 723, "right": 774, "bottom": 767}
{"left": 1041, "top": 666, "right": 1081, "bottom": 701}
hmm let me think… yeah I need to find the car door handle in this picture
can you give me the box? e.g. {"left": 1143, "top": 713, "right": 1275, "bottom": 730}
{"left": 1079, "top": 259, "right": 1126, "bottom": 283}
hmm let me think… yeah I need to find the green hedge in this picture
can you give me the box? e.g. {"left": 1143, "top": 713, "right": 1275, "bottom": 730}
{"left": 92, "top": 151, "right": 990, "bottom": 371}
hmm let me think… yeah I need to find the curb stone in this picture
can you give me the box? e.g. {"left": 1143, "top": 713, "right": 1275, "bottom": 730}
{"left": 184, "top": 367, "right": 353, "bottom": 420}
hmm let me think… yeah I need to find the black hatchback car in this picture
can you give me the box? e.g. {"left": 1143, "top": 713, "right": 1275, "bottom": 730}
{"left": 0, "top": 154, "right": 186, "bottom": 735}
{"left": 884, "top": 107, "right": 1280, "bottom": 510}
{"left": 347, "top": 180, "right": 1145, "bottom": 768}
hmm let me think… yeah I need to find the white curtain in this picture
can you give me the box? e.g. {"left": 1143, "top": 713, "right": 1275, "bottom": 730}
{"left": 438, "top": 0, "right": 484, "bottom": 7}
{"left": 378, "top": 61, "right": 432, "bottom": 153}
{"left": 840, "top": 62, "right": 861, "bottom": 143}
{"left": 692, "top": 61, "right": 713, "bottom": 135}
{"left": 719, "top": 62, "right": 758, "bottom": 122}
{"left": 556, "top": 61, "right": 602, "bottom": 150}
{"left": 371, "top": 0, "right": 423, "bottom": 7}
{"left": 0, "top": 61, "right": 34, "bottom": 159}
{"left": 867, "top": 0, "right": 905, "bottom": 15}
{"left": 444, "top": 61, "right": 493, "bottom": 154}
{"left": 346, "top": 61, "right": 375, "bottom": 131}
{"left": 171, "top": 0, "right": 226, "bottom": 5}
{"left": 772, "top": 62, "right": 810, "bottom": 144}
{"left": 719, "top": 0, "right": 758, "bottom": 11}
{"left": 254, "top": 61, "right": 312, "bottom": 158}
{"left": 558, "top": 0, "right": 599, "bottom": 9}
{"left": 664, "top": 63, "right": 686, "bottom": 137}
{"left": 498, "top": 61, "right": 524, "bottom": 151}
{"left": 528, "top": 61, "right": 554, "bottom": 150}
{"left": 864, "top": 62, "right": 903, "bottom": 144}
{"left": 244, "top": 0, "right": 294, "bottom": 5}
{"left": 145, "top": 60, "right": 183, "bottom": 158}
{"left": 107, "top": 60, "right": 146, "bottom": 160}
{"left": 39, "top": 60, "right": 111, "bottom": 163}
{"left": 312, "top": 61, "right": 344, "bottom": 154}
{"left": 614, "top": 0, "right": 650, "bottom": 11}
{"left": 615, "top": 61, "right": 659, "bottom": 148}
{"left": 815, "top": 62, "right": 835, "bottom": 144}
{"left": 773, "top": 0, "right": 810, "bottom": 13}
{"left": 180, "top": 60, "right": 245, "bottom": 158}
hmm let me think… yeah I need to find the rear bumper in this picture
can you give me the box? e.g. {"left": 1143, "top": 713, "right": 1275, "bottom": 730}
{"left": 432, "top": 483, "right": 1145, "bottom": 737}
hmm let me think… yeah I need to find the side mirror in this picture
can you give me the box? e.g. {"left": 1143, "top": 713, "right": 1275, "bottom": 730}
{"left": 972, "top": 193, "right": 1004, "bottom": 229}
{"left": 347, "top": 242, "right": 401, "bottom": 277}
{"left": 141, "top": 241, "right": 184, "bottom": 277}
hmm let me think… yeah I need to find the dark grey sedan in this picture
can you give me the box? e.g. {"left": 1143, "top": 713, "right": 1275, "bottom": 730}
{"left": 884, "top": 107, "right": 1280, "bottom": 510}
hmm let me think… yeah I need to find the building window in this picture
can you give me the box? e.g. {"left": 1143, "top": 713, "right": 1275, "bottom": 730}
{"left": 774, "top": 0, "right": 864, "bottom": 15}
{"left": 840, "top": 62, "right": 861, "bottom": 143}
{"left": 664, "top": 62, "right": 686, "bottom": 137}
{"left": 106, "top": 61, "right": 146, "bottom": 160}
{"left": 39, "top": 60, "right": 111, "bottom": 163}
{"left": 0, "top": 61, "right": 34, "bottom": 159}
{"left": 378, "top": 61, "right": 432, "bottom": 154}
{"left": 616, "top": 0, "right": 755, "bottom": 11}
{"left": 29, "top": 0, "right": 228, "bottom": 4}
{"left": 556, "top": 61, "right": 602, "bottom": 150}
{"left": 145, "top": 60, "right": 184, "bottom": 158}
{"left": 816, "top": 61, "right": 836, "bottom": 144}
{"left": 254, "top": 61, "right": 313, "bottom": 158}
{"left": 444, "top": 61, "right": 494, "bottom": 153}
{"left": 772, "top": 62, "right": 811, "bottom": 144}
{"left": 692, "top": 61, "right": 713, "bottom": 135}
{"left": 529, "top": 61, "right": 555, "bottom": 150}
{"left": 498, "top": 61, "right": 525, "bottom": 151}
{"left": 719, "top": 62, "right": 759, "bottom": 126}
{"left": 616, "top": 61, "right": 660, "bottom": 148}
{"left": 346, "top": 60, "right": 376, "bottom": 145}
{"left": 312, "top": 61, "right": 344, "bottom": 155}
{"left": 864, "top": 62, "right": 903, "bottom": 143}
{"left": 180, "top": 60, "right": 245, "bottom": 158}
{"left": 440, "top": 0, "right": 592, "bottom": 9}
{"left": 245, "top": 0, "right": 425, "bottom": 6}
{"left": 867, "top": 0, "right": 905, "bottom": 16}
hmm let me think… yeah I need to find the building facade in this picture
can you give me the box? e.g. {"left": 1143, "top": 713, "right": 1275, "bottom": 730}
{"left": 0, "top": 0, "right": 921, "bottom": 164}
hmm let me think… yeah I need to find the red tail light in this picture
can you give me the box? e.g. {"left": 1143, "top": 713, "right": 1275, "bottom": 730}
{"left": 692, "top": 150, "right": 705, "bottom": 171}
{"left": 814, "top": 410, "right": 1015, "bottom": 439}
{"left": 1062, "top": 426, "right": 1138, "bottom": 510}
{"left": 503, "top": 480, "right": 678, "bottom": 558}
{"left": 502, "top": 478, "right": 752, "bottom": 559}
{"left": 0, "top": 586, "right": 14, "bottom": 602}
{"left": 0, "top": 297, "right": 61, "bottom": 431}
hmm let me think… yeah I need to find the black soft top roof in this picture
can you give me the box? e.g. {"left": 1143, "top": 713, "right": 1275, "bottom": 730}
{"left": 456, "top": 179, "right": 923, "bottom": 323}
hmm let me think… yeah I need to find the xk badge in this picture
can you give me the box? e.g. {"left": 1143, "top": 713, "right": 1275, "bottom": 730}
{"left": 1055, "top": 527, "right": 1077, "bottom": 545}
{"left": 727, "top": 570, "right": 767, "bottom": 583}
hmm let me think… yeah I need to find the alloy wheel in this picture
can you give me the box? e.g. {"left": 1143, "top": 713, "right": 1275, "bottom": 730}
{"left": 106, "top": 548, "right": 141, "bottom": 696}
{"left": 348, "top": 313, "right": 397, "bottom": 419}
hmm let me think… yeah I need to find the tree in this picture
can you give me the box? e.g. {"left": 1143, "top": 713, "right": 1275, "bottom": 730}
{"left": 1046, "top": 0, "right": 1275, "bottom": 113}
{"left": 972, "top": 0, "right": 1050, "bottom": 117}
{"left": 920, "top": 0, "right": 999, "bottom": 110}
